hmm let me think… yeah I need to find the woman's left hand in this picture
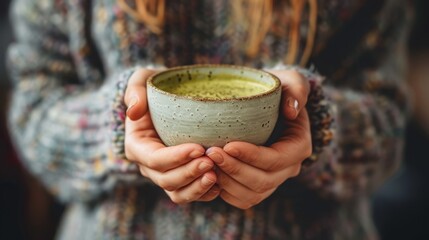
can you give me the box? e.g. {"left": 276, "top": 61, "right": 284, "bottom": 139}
{"left": 206, "top": 70, "right": 312, "bottom": 209}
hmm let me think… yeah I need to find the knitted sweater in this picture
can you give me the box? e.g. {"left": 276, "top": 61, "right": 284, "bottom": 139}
{"left": 7, "top": 0, "right": 410, "bottom": 239}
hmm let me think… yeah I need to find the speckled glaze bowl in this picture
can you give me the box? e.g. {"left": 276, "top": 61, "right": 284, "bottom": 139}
{"left": 147, "top": 64, "right": 282, "bottom": 148}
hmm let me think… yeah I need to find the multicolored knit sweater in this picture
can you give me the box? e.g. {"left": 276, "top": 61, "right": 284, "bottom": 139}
{"left": 7, "top": 0, "right": 410, "bottom": 239}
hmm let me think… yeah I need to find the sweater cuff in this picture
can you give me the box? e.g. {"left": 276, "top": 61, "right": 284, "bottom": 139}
{"left": 110, "top": 68, "right": 136, "bottom": 171}
{"left": 301, "top": 69, "right": 333, "bottom": 167}
{"left": 265, "top": 64, "right": 333, "bottom": 167}
{"left": 109, "top": 65, "right": 165, "bottom": 173}
{"left": 111, "top": 69, "right": 135, "bottom": 159}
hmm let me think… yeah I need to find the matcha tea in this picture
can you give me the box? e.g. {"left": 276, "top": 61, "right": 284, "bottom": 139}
{"left": 156, "top": 76, "right": 272, "bottom": 99}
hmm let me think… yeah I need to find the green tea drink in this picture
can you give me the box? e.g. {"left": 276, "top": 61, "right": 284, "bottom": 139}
{"left": 147, "top": 64, "right": 282, "bottom": 148}
{"left": 155, "top": 76, "right": 272, "bottom": 99}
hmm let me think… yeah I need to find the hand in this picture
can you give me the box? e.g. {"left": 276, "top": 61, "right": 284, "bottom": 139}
{"left": 124, "top": 68, "right": 220, "bottom": 204}
{"left": 206, "top": 70, "right": 312, "bottom": 209}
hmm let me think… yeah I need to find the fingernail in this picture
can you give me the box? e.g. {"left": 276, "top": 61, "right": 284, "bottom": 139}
{"left": 207, "top": 152, "right": 223, "bottom": 164}
{"left": 127, "top": 95, "right": 138, "bottom": 112}
{"left": 190, "top": 150, "right": 205, "bottom": 159}
{"left": 202, "top": 175, "right": 215, "bottom": 186}
{"left": 287, "top": 97, "right": 299, "bottom": 110}
{"left": 199, "top": 162, "right": 212, "bottom": 171}
{"left": 287, "top": 97, "right": 298, "bottom": 118}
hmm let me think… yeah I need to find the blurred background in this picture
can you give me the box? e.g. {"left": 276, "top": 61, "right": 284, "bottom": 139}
{"left": 0, "top": 0, "right": 428, "bottom": 239}
{"left": 0, "top": 1, "right": 64, "bottom": 239}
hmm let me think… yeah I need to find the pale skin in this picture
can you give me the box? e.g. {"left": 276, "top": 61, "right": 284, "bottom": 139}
{"left": 124, "top": 68, "right": 312, "bottom": 209}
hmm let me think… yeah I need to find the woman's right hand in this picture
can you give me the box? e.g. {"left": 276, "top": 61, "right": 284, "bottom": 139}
{"left": 123, "top": 68, "right": 220, "bottom": 204}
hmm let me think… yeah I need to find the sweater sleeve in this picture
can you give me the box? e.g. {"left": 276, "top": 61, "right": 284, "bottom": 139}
{"left": 269, "top": 1, "right": 411, "bottom": 202}
{"left": 7, "top": 0, "right": 147, "bottom": 203}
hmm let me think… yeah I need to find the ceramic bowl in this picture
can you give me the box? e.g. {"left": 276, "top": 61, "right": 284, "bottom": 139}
{"left": 146, "top": 64, "right": 282, "bottom": 148}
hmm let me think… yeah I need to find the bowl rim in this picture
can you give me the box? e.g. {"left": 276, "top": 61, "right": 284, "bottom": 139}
{"left": 146, "top": 64, "right": 281, "bottom": 102}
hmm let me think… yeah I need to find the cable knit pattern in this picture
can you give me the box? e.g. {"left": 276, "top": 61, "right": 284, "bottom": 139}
{"left": 7, "top": 0, "right": 410, "bottom": 239}
{"left": 111, "top": 69, "right": 135, "bottom": 160}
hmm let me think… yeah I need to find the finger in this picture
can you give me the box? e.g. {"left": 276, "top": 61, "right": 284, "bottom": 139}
{"left": 197, "top": 185, "right": 221, "bottom": 202}
{"left": 165, "top": 171, "right": 217, "bottom": 204}
{"left": 220, "top": 190, "right": 251, "bottom": 209}
{"left": 221, "top": 142, "right": 286, "bottom": 170}
{"left": 207, "top": 147, "right": 274, "bottom": 190}
{"left": 125, "top": 113, "right": 158, "bottom": 136}
{"left": 125, "top": 68, "right": 158, "bottom": 120}
{"left": 266, "top": 69, "right": 310, "bottom": 120}
{"left": 223, "top": 141, "right": 307, "bottom": 171}
{"left": 217, "top": 162, "right": 300, "bottom": 209}
{"left": 127, "top": 137, "right": 205, "bottom": 172}
{"left": 222, "top": 109, "right": 311, "bottom": 171}
{"left": 207, "top": 148, "right": 298, "bottom": 193}
{"left": 141, "top": 157, "right": 215, "bottom": 191}
{"left": 271, "top": 108, "right": 312, "bottom": 160}
{"left": 216, "top": 169, "right": 261, "bottom": 203}
{"left": 220, "top": 187, "right": 276, "bottom": 210}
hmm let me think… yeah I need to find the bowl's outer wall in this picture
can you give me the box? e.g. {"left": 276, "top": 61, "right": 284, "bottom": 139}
{"left": 148, "top": 85, "right": 281, "bottom": 148}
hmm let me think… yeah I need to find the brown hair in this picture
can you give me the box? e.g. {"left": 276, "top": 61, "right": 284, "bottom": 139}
{"left": 118, "top": 0, "right": 165, "bottom": 34}
{"left": 118, "top": 0, "right": 318, "bottom": 66}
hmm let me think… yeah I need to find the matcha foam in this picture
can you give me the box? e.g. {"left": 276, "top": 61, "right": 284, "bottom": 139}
{"left": 156, "top": 76, "right": 272, "bottom": 99}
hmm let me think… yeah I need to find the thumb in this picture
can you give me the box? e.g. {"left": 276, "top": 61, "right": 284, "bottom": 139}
{"left": 124, "top": 68, "right": 157, "bottom": 121}
{"left": 267, "top": 69, "right": 310, "bottom": 120}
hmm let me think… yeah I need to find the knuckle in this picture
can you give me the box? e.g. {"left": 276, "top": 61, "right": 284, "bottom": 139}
{"left": 157, "top": 178, "right": 175, "bottom": 191}
{"left": 238, "top": 203, "right": 253, "bottom": 210}
{"left": 291, "top": 70, "right": 309, "bottom": 87}
{"left": 295, "top": 133, "right": 312, "bottom": 161}
{"left": 138, "top": 166, "right": 148, "bottom": 178}
{"left": 240, "top": 198, "right": 260, "bottom": 209}
{"left": 124, "top": 147, "right": 133, "bottom": 161}
{"left": 254, "top": 179, "right": 275, "bottom": 194}
{"left": 249, "top": 195, "right": 263, "bottom": 207}
{"left": 300, "top": 83, "right": 310, "bottom": 95}
{"left": 184, "top": 165, "right": 200, "bottom": 180}
{"left": 291, "top": 165, "right": 302, "bottom": 178}
{"left": 145, "top": 159, "right": 159, "bottom": 170}
{"left": 295, "top": 83, "right": 306, "bottom": 94}
{"left": 227, "top": 199, "right": 252, "bottom": 210}
{"left": 302, "top": 145, "right": 312, "bottom": 160}
{"left": 169, "top": 194, "right": 187, "bottom": 204}
{"left": 132, "top": 68, "right": 156, "bottom": 83}
{"left": 124, "top": 140, "right": 138, "bottom": 162}
{"left": 303, "top": 129, "right": 312, "bottom": 143}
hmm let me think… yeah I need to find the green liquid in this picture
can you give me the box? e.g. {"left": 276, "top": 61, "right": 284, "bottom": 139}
{"left": 156, "top": 77, "right": 272, "bottom": 99}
